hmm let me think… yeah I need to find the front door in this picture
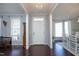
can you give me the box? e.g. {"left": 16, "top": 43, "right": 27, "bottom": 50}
{"left": 32, "top": 17, "right": 45, "bottom": 44}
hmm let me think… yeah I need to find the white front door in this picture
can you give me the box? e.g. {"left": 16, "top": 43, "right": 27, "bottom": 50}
{"left": 32, "top": 17, "right": 45, "bottom": 45}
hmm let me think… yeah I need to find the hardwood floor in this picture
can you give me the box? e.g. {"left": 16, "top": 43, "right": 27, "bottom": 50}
{"left": 0, "top": 46, "right": 27, "bottom": 56}
{"left": 52, "top": 42, "right": 74, "bottom": 56}
{"left": 28, "top": 45, "right": 51, "bottom": 56}
{"left": 0, "top": 42, "right": 74, "bottom": 56}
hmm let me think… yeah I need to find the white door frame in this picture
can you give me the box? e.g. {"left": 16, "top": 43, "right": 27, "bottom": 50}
{"left": 31, "top": 17, "right": 45, "bottom": 45}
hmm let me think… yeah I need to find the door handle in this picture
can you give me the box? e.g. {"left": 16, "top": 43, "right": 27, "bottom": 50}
{"left": 33, "top": 32, "right": 35, "bottom": 35}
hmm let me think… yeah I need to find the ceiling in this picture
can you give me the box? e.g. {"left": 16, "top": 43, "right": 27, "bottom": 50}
{"left": 22, "top": 3, "right": 54, "bottom": 13}
{"left": 0, "top": 3, "right": 55, "bottom": 15}
{"left": 0, "top": 3, "right": 79, "bottom": 22}
{"left": 22, "top": 3, "right": 79, "bottom": 21}
{"left": 0, "top": 3, "right": 25, "bottom": 15}
{"left": 52, "top": 3, "right": 79, "bottom": 21}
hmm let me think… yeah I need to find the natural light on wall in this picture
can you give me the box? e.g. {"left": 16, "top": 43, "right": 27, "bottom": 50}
{"left": 64, "top": 21, "right": 69, "bottom": 36}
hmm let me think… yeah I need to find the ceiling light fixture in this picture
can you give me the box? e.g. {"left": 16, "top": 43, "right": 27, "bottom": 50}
{"left": 36, "top": 4, "right": 39, "bottom": 8}
{"left": 77, "top": 18, "right": 79, "bottom": 22}
{"left": 35, "top": 4, "right": 43, "bottom": 9}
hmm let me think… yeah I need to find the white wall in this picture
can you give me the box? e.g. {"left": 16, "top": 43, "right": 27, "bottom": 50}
{"left": 26, "top": 14, "right": 29, "bottom": 49}
{"left": 28, "top": 12, "right": 50, "bottom": 47}
{"left": 1, "top": 16, "right": 11, "bottom": 37}
{"left": 49, "top": 14, "right": 55, "bottom": 49}
{"left": 0, "top": 17, "right": 1, "bottom": 36}
{"left": 71, "top": 18, "right": 79, "bottom": 34}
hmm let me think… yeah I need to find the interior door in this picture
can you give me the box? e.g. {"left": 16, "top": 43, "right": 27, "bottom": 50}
{"left": 32, "top": 17, "right": 45, "bottom": 44}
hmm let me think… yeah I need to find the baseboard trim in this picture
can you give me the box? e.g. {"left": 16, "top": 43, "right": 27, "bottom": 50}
{"left": 29, "top": 44, "right": 50, "bottom": 49}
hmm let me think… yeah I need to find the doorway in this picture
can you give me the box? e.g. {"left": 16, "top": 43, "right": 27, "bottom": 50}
{"left": 32, "top": 17, "right": 45, "bottom": 45}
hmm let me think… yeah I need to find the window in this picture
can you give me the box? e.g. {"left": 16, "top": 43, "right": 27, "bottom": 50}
{"left": 55, "top": 22, "right": 63, "bottom": 37}
{"left": 33, "top": 17, "right": 44, "bottom": 21}
{"left": 11, "top": 18, "right": 20, "bottom": 40}
{"left": 64, "top": 21, "right": 69, "bottom": 36}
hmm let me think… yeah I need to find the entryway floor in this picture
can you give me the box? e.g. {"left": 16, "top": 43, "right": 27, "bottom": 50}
{"left": 0, "top": 42, "right": 74, "bottom": 56}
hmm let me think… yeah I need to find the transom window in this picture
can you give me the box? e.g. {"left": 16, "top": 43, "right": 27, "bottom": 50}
{"left": 33, "top": 17, "right": 44, "bottom": 21}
